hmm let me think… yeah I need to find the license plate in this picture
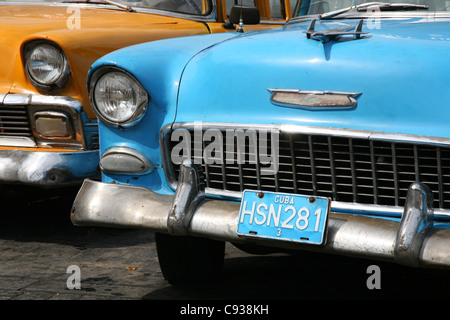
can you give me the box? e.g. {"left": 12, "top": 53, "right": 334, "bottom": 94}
{"left": 237, "top": 190, "right": 330, "bottom": 245}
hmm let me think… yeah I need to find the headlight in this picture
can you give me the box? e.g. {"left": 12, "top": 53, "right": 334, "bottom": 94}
{"left": 90, "top": 68, "right": 148, "bottom": 127}
{"left": 24, "top": 41, "right": 71, "bottom": 92}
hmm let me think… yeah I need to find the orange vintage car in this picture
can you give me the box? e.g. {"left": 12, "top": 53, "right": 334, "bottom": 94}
{"left": 0, "top": 0, "right": 291, "bottom": 187}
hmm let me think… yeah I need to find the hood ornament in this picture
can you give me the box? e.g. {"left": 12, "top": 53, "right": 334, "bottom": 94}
{"left": 268, "top": 89, "right": 362, "bottom": 111}
{"left": 304, "top": 19, "right": 368, "bottom": 43}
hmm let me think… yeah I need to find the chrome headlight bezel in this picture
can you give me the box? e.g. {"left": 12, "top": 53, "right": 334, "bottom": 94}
{"left": 89, "top": 66, "right": 148, "bottom": 127}
{"left": 23, "top": 41, "right": 71, "bottom": 92}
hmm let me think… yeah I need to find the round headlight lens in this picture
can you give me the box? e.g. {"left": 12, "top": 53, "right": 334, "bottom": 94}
{"left": 24, "top": 42, "right": 70, "bottom": 91}
{"left": 92, "top": 71, "right": 148, "bottom": 125}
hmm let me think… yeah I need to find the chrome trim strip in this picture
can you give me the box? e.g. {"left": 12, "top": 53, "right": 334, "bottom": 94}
{"left": 268, "top": 89, "right": 362, "bottom": 110}
{"left": 160, "top": 122, "right": 450, "bottom": 220}
{"left": 0, "top": 137, "right": 36, "bottom": 147}
{"left": 280, "top": 124, "right": 450, "bottom": 147}
{"left": 289, "top": 11, "right": 450, "bottom": 22}
{"left": 167, "top": 122, "right": 450, "bottom": 147}
{"left": 0, "top": 1, "right": 217, "bottom": 22}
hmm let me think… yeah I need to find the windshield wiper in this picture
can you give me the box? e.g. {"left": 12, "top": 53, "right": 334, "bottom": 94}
{"left": 61, "top": 0, "right": 135, "bottom": 12}
{"left": 318, "top": 2, "right": 428, "bottom": 20}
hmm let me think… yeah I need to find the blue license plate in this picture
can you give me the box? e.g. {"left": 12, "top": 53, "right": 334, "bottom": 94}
{"left": 237, "top": 190, "right": 329, "bottom": 245}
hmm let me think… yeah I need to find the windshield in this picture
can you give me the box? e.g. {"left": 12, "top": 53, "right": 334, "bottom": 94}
{"left": 294, "top": 1, "right": 450, "bottom": 17}
{"left": 0, "top": 0, "right": 211, "bottom": 16}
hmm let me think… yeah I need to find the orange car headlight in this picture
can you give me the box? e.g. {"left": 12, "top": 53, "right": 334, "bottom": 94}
{"left": 24, "top": 41, "right": 71, "bottom": 92}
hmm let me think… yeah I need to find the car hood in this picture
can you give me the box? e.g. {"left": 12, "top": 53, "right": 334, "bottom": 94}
{"left": 175, "top": 17, "right": 450, "bottom": 138}
{"left": 1, "top": 4, "right": 207, "bottom": 101}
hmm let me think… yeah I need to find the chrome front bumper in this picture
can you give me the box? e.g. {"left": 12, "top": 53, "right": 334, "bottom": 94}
{"left": 71, "top": 161, "right": 450, "bottom": 268}
{"left": 0, "top": 149, "right": 99, "bottom": 187}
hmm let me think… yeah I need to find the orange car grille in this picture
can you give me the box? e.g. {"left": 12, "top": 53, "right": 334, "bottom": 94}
{"left": 0, "top": 105, "right": 32, "bottom": 137}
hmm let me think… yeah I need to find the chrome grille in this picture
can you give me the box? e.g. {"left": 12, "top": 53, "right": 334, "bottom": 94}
{"left": 0, "top": 105, "right": 32, "bottom": 137}
{"left": 166, "top": 127, "right": 450, "bottom": 210}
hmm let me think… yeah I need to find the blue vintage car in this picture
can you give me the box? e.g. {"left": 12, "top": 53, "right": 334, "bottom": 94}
{"left": 72, "top": 1, "right": 450, "bottom": 284}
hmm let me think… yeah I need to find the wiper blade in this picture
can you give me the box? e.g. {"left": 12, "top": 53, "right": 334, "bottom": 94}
{"left": 61, "top": 0, "right": 135, "bottom": 12}
{"left": 318, "top": 2, "right": 428, "bottom": 20}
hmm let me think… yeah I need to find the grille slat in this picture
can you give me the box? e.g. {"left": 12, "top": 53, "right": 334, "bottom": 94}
{"left": 168, "top": 128, "right": 450, "bottom": 210}
{"left": 0, "top": 105, "right": 32, "bottom": 137}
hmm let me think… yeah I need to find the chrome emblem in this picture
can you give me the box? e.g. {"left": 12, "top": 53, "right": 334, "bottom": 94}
{"left": 304, "top": 19, "right": 368, "bottom": 43}
{"left": 268, "top": 89, "right": 362, "bottom": 111}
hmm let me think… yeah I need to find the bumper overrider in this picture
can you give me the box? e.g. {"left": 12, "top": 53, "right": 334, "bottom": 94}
{"left": 0, "top": 93, "right": 99, "bottom": 187}
{"left": 71, "top": 161, "right": 450, "bottom": 269}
